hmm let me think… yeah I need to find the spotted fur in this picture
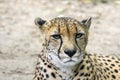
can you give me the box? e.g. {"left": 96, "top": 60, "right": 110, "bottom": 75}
{"left": 33, "top": 17, "right": 120, "bottom": 80}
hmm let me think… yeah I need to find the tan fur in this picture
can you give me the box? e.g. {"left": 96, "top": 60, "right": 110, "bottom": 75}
{"left": 34, "top": 17, "right": 120, "bottom": 80}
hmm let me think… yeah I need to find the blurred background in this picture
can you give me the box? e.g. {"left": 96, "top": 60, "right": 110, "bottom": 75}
{"left": 0, "top": 0, "right": 120, "bottom": 80}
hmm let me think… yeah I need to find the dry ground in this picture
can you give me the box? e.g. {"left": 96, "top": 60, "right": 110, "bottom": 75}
{"left": 0, "top": 0, "right": 120, "bottom": 80}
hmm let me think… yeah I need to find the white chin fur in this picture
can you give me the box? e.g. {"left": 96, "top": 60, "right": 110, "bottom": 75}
{"left": 48, "top": 53, "right": 84, "bottom": 67}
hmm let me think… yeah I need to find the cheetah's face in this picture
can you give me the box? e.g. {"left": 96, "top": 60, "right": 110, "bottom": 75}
{"left": 35, "top": 17, "right": 91, "bottom": 66}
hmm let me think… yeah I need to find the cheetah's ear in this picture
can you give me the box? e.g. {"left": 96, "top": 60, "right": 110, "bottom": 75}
{"left": 35, "top": 17, "right": 46, "bottom": 28}
{"left": 80, "top": 17, "right": 92, "bottom": 30}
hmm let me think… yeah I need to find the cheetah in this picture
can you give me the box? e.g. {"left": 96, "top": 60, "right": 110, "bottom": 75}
{"left": 33, "top": 17, "right": 120, "bottom": 80}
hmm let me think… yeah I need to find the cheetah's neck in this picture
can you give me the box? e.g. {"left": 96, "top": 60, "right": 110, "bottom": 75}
{"left": 37, "top": 51, "right": 94, "bottom": 80}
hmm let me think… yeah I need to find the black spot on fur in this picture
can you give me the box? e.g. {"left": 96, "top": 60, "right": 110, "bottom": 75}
{"left": 80, "top": 65, "right": 85, "bottom": 70}
{"left": 51, "top": 72, "right": 56, "bottom": 78}
{"left": 111, "top": 75, "right": 116, "bottom": 79}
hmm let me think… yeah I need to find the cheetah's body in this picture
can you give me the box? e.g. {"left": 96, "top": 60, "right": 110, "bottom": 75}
{"left": 33, "top": 17, "right": 120, "bottom": 80}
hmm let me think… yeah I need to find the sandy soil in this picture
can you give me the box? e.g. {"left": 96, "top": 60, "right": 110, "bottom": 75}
{"left": 0, "top": 0, "right": 120, "bottom": 80}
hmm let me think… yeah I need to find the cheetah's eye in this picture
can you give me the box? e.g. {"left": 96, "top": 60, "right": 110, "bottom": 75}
{"left": 51, "top": 34, "right": 61, "bottom": 39}
{"left": 76, "top": 33, "right": 84, "bottom": 38}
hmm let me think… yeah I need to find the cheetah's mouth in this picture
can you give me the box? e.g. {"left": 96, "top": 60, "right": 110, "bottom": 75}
{"left": 48, "top": 52, "right": 84, "bottom": 66}
{"left": 64, "top": 59, "right": 75, "bottom": 63}
{"left": 59, "top": 53, "right": 84, "bottom": 65}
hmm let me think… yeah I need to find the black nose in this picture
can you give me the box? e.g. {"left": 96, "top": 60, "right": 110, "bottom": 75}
{"left": 64, "top": 48, "right": 76, "bottom": 57}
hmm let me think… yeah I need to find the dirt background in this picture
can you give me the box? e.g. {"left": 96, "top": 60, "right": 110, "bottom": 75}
{"left": 0, "top": 0, "right": 120, "bottom": 80}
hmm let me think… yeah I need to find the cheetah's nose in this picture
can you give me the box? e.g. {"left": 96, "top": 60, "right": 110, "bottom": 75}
{"left": 64, "top": 48, "right": 76, "bottom": 57}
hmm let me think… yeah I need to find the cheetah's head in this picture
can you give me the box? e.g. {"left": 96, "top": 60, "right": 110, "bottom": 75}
{"left": 35, "top": 17, "right": 91, "bottom": 67}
